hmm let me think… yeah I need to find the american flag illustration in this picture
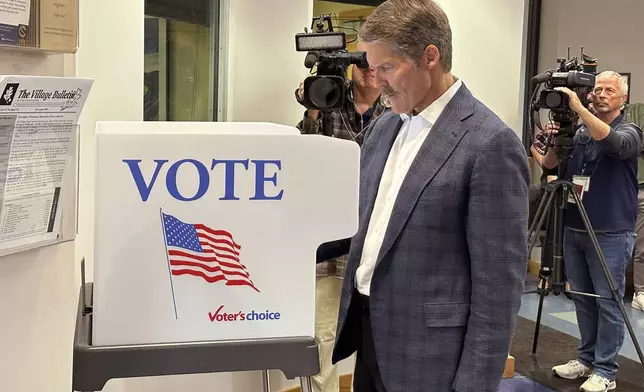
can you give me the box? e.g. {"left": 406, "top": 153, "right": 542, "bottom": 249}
{"left": 161, "top": 212, "right": 259, "bottom": 293}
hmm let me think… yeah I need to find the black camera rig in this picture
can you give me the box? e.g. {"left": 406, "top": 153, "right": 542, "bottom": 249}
{"left": 295, "top": 15, "right": 369, "bottom": 110}
{"left": 530, "top": 48, "right": 598, "bottom": 139}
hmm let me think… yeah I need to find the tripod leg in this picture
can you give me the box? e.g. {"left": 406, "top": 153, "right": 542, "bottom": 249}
{"left": 570, "top": 188, "right": 644, "bottom": 368}
{"left": 531, "top": 183, "right": 566, "bottom": 354}
{"left": 528, "top": 187, "right": 557, "bottom": 256}
{"left": 532, "top": 291, "right": 546, "bottom": 354}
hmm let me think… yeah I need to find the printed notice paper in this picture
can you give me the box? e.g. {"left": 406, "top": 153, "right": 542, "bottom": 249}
{"left": 0, "top": 0, "right": 30, "bottom": 27}
{"left": 0, "top": 75, "right": 92, "bottom": 252}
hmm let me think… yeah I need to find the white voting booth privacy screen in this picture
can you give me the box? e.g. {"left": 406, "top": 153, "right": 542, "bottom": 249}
{"left": 92, "top": 121, "right": 360, "bottom": 346}
{"left": 0, "top": 75, "right": 92, "bottom": 257}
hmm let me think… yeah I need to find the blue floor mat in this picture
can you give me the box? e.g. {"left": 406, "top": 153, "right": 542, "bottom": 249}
{"left": 500, "top": 374, "right": 556, "bottom": 392}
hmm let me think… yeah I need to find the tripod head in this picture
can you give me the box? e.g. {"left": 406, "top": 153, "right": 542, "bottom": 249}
{"left": 549, "top": 113, "right": 579, "bottom": 179}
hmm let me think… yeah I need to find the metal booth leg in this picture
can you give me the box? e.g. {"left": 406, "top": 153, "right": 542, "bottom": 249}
{"left": 261, "top": 370, "right": 270, "bottom": 392}
{"left": 299, "top": 377, "right": 312, "bottom": 392}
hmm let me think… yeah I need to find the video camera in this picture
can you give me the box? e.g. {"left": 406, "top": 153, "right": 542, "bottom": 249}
{"left": 531, "top": 47, "right": 598, "bottom": 136}
{"left": 295, "top": 15, "right": 369, "bottom": 110}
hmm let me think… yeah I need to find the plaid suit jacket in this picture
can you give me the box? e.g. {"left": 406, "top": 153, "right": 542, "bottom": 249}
{"left": 331, "top": 84, "right": 529, "bottom": 392}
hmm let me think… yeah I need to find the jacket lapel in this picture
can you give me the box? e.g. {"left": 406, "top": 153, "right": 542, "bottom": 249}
{"left": 375, "top": 85, "right": 475, "bottom": 265}
{"left": 360, "top": 115, "right": 404, "bottom": 227}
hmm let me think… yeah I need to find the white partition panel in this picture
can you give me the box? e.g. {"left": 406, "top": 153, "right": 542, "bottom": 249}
{"left": 92, "top": 121, "right": 359, "bottom": 347}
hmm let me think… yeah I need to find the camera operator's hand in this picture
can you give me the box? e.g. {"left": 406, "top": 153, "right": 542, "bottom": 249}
{"left": 555, "top": 87, "right": 584, "bottom": 114}
{"left": 531, "top": 121, "right": 560, "bottom": 170}
{"left": 587, "top": 92, "right": 597, "bottom": 115}
{"left": 545, "top": 121, "right": 560, "bottom": 136}
{"left": 297, "top": 82, "right": 320, "bottom": 120}
{"left": 297, "top": 82, "right": 305, "bottom": 102}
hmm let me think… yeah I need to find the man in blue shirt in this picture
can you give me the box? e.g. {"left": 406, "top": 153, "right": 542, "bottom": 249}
{"left": 536, "top": 71, "right": 643, "bottom": 392}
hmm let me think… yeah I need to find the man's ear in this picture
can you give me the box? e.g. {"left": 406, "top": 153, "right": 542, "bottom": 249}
{"left": 422, "top": 44, "right": 440, "bottom": 70}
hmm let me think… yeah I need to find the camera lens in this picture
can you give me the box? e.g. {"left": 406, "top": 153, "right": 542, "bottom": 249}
{"left": 309, "top": 78, "right": 342, "bottom": 109}
{"left": 544, "top": 91, "right": 563, "bottom": 109}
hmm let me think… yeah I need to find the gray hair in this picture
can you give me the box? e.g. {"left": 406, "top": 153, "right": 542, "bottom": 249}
{"left": 596, "top": 70, "right": 629, "bottom": 98}
{"left": 358, "top": 0, "right": 453, "bottom": 71}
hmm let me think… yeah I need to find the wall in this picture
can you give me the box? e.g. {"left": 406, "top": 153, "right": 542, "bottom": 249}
{"left": 224, "top": 0, "right": 311, "bottom": 126}
{"left": 434, "top": 0, "right": 528, "bottom": 134}
{"left": 75, "top": 0, "right": 144, "bottom": 285}
{"left": 539, "top": 0, "right": 644, "bottom": 104}
{"left": 0, "top": 52, "right": 77, "bottom": 392}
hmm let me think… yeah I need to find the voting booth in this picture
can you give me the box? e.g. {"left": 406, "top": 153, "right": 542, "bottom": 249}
{"left": 72, "top": 121, "right": 360, "bottom": 391}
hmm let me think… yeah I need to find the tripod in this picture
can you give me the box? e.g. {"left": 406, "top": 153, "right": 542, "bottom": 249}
{"left": 525, "top": 120, "right": 644, "bottom": 369}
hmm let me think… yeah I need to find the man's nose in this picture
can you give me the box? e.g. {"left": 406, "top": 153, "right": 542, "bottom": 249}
{"left": 374, "top": 69, "right": 386, "bottom": 87}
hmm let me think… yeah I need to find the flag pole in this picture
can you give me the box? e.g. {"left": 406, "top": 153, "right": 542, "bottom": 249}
{"left": 160, "top": 207, "right": 178, "bottom": 319}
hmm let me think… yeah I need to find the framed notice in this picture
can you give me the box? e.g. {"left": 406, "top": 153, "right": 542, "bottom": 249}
{"left": 39, "top": 0, "right": 77, "bottom": 52}
{"left": 0, "top": 0, "right": 78, "bottom": 53}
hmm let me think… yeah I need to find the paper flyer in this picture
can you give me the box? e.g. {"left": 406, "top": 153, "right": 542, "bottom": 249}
{"left": 0, "top": 75, "right": 92, "bottom": 250}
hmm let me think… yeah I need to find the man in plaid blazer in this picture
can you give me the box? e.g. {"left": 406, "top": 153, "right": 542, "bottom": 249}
{"left": 317, "top": 1, "right": 529, "bottom": 391}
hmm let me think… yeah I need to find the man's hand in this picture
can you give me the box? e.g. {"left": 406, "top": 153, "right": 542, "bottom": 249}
{"left": 555, "top": 87, "right": 584, "bottom": 114}
{"left": 545, "top": 121, "right": 560, "bottom": 136}
{"left": 297, "top": 82, "right": 320, "bottom": 120}
{"left": 297, "top": 82, "right": 305, "bottom": 102}
{"left": 533, "top": 121, "right": 560, "bottom": 169}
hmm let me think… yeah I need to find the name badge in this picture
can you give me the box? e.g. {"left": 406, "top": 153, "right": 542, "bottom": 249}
{"left": 567, "top": 176, "right": 590, "bottom": 204}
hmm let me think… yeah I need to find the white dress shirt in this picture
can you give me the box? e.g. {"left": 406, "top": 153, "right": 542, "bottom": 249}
{"left": 355, "top": 78, "right": 463, "bottom": 296}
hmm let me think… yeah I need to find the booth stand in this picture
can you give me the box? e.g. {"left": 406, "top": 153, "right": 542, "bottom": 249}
{"left": 72, "top": 121, "right": 360, "bottom": 391}
{"left": 72, "top": 278, "right": 319, "bottom": 391}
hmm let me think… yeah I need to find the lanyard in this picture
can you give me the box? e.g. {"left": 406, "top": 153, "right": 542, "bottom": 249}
{"left": 572, "top": 129, "right": 603, "bottom": 177}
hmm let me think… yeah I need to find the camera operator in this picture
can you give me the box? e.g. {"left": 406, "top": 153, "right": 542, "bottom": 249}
{"left": 295, "top": 41, "right": 386, "bottom": 392}
{"left": 296, "top": 42, "right": 386, "bottom": 144}
{"left": 536, "top": 71, "right": 643, "bottom": 392}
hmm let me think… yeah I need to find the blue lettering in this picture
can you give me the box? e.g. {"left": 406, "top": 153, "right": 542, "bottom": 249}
{"left": 211, "top": 159, "right": 249, "bottom": 200}
{"left": 250, "top": 160, "right": 284, "bottom": 200}
{"left": 166, "top": 159, "right": 210, "bottom": 201}
{"left": 123, "top": 159, "right": 168, "bottom": 202}
{"left": 125, "top": 158, "right": 284, "bottom": 202}
{"left": 236, "top": 310, "right": 281, "bottom": 321}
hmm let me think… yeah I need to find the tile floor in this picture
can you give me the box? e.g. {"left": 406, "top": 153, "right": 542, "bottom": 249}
{"left": 518, "top": 276, "right": 644, "bottom": 362}
{"left": 499, "top": 275, "right": 644, "bottom": 390}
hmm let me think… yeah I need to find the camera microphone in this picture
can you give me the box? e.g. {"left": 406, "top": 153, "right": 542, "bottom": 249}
{"left": 304, "top": 52, "right": 319, "bottom": 69}
{"left": 532, "top": 71, "right": 552, "bottom": 86}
